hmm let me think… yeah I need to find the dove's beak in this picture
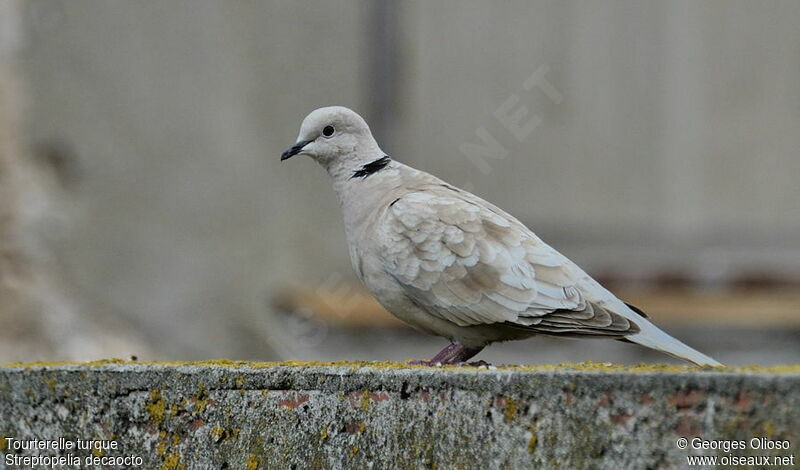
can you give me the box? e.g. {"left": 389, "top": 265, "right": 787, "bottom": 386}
{"left": 281, "top": 139, "right": 313, "bottom": 161}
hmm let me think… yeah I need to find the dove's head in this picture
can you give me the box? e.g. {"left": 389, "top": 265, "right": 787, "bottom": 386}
{"left": 281, "top": 106, "right": 384, "bottom": 173}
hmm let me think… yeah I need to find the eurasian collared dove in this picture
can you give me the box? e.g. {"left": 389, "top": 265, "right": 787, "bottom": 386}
{"left": 281, "top": 106, "right": 722, "bottom": 367}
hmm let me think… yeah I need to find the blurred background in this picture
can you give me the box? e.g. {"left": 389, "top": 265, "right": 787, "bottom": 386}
{"left": 1, "top": 0, "right": 798, "bottom": 365}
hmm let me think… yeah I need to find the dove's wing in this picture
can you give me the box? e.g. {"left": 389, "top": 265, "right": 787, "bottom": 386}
{"left": 378, "top": 185, "right": 639, "bottom": 336}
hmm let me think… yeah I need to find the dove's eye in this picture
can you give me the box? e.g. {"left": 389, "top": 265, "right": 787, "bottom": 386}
{"left": 322, "top": 125, "right": 335, "bottom": 137}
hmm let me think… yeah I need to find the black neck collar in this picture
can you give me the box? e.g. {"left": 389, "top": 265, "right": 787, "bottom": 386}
{"left": 351, "top": 156, "right": 391, "bottom": 179}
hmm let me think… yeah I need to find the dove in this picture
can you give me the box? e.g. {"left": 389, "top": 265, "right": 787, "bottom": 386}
{"left": 281, "top": 106, "right": 722, "bottom": 367}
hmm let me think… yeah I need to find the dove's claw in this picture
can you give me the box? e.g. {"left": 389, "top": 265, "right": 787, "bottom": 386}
{"left": 408, "top": 343, "right": 485, "bottom": 366}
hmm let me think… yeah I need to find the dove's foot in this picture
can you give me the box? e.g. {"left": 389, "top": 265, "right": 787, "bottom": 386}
{"left": 408, "top": 343, "right": 484, "bottom": 366}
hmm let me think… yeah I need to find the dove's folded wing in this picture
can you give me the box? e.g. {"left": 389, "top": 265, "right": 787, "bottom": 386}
{"left": 378, "top": 186, "right": 638, "bottom": 336}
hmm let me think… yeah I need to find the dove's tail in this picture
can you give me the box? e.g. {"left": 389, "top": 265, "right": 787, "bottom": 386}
{"left": 624, "top": 321, "right": 723, "bottom": 367}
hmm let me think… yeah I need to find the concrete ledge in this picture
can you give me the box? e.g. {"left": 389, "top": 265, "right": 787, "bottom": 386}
{"left": 1, "top": 361, "right": 798, "bottom": 469}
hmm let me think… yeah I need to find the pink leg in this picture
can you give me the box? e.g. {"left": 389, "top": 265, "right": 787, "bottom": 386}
{"left": 409, "top": 343, "right": 485, "bottom": 366}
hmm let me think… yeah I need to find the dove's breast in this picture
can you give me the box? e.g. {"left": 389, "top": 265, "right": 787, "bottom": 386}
{"left": 344, "top": 230, "right": 435, "bottom": 335}
{"left": 342, "top": 193, "right": 460, "bottom": 336}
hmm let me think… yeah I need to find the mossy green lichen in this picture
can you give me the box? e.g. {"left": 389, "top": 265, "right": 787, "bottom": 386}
{"left": 527, "top": 425, "right": 538, "bottom": 454}
{"left": 192, "top": 384, "right": 210, "bottom": 414}
{"left": 501, "top": 396, "right": 518, "bottom": 423}
{"left": 245, "top": 453, "right": 259, "bottom": 470}
{"left": 762, "top": 420, "right": 777, "bottom": 437}
{"left": 159, "top": 452, "right": 184, "bottom": 470}
{"left": 146, "top": 389, "right": 166, "bottom": 426}
{"left": 360, "top": 390, "right": 371, "bottom": 412}
{"left": 234, "top": 375, "right": 246, "bottom": 388}
{"left": 156, "top": 439, "right": 167, "bottom": 457}
{"left": 211, "top": 426, "right": 228, "bottom": 443}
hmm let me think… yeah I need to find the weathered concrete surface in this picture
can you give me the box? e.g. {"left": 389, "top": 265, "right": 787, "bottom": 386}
{"left": 0, "top": 362, "right": 798, "bottom": 469}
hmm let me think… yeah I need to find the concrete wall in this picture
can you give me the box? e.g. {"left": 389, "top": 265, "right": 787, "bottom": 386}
{"left": 1, "top": 362, "right": 798, "bottom": 469}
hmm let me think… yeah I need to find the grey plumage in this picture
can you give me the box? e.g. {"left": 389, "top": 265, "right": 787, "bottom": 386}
{"left": 282, "top": 106, "right": 721, "bottom": 367}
